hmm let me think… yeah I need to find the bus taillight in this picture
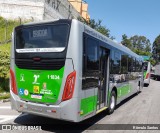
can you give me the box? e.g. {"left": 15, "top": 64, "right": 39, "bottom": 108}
{"left": 146, "top": 73, "right": 150, "bottom": 79}
{"left": 62, "top": 71, "right": 76, "bottom": 101}
{"left": 10, "top": 69, "right": 18, "bottom": 95}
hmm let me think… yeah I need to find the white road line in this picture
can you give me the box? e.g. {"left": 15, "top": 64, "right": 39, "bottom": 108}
{"left": 0, "top": 115, "right": 18, "bottom": 123}
{"left": 0, "top": 115, "right": 18, "bottom": 118}
{"left": 0, "top": 106, "right": 11, "bottom": 109}
{"left": 0, "top": 113, "right": 28, "bottom": 123}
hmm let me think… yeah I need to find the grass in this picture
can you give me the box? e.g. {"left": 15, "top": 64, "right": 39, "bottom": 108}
{"left": 0, "top": 92, "right": 10, "bottom": 100}
{"left": 0, "top": 17, "right": 20, "bottom": 44}
{"left": 0, "top": 42, "right": 11, "bottom": 51}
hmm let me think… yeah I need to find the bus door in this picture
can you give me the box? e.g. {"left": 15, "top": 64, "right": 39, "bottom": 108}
{"left": 97, "top": 47, "right": 109, "bottom": 110}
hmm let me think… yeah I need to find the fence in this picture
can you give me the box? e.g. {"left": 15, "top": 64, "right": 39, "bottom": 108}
{"left": 0, "top": 17, "right": 33, "bottom": 45}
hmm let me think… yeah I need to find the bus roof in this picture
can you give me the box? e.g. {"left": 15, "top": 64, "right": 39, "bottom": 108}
{"left": 15, "top": 19, "right": 143, "bottom": 61}
{"left": 78, "top": 19, "right": 142, "bottom": 60}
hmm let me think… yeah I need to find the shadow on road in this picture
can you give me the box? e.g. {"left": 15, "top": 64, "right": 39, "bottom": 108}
{"left": 14, "top": 111, "right": 108, "bottom": 132}
{"left": 14, "top": 92, "right": 141, "bottom": 132}
{"left": 115, "top": 92, "right": 140, "bottom": 110}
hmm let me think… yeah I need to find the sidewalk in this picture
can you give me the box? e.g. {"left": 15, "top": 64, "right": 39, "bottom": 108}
{"left": 0, "top": 92, "right": 10, "bottom": 103}
{"left": 0, "top": 98, "right": 10, "bottom": 103}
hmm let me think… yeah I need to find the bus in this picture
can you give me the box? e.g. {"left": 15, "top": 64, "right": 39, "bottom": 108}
{"left": 10, "top": 19, "right": 144, "bottom": 122}
{"left": 143, "top": 61, "right": 151, "bottom": 86}
{"left": 154, "top": 63, "right": 160, "bottom": 80}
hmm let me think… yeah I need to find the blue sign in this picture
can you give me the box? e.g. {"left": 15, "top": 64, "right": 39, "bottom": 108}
{"left": 19, "top": 88, "right": 24, "bottom": 95}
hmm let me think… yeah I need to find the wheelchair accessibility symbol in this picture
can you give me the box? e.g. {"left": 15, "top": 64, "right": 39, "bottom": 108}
{"left": 19, "top": 88, "right": 24, "bottom": 95}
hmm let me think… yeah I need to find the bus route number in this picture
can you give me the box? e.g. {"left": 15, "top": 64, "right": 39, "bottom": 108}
{"left": 48, "top": 75, "right": 60, "bottom": 80}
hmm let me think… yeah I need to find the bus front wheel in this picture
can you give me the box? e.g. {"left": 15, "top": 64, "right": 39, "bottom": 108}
{"left": 107, "top": 91, "right": 116, "bottom": 115}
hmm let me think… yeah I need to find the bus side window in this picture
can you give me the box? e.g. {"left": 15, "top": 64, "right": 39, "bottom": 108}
{"left": 82, "top": 36, "right": 99, "bottom": 89}
{"left": 128, "top": 57, "right": 132, "bottom": 72}
{"left": 111, "top": 51, "right": 121, "bottom": 74}
{"left": 132, "top": 58, "right": 136, "bottom": 72}
{"left": 86, "top": 38, "right": 99, "bottom": 71}
{"left": 121, "top": 54, "right": 128, "bottom": 74}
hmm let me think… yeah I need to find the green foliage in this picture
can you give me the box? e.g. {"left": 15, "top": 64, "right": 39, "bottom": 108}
{"left": 152, "top": 35, "right": 160, "bottom": 64}
{"left": 78, "top": 17, "right": 115, "bottom": 39}
{"left": 0, "top": 43, "right": 11, "bottom": 78}
{"left": 0, "top": 43, "right": 11, "bottom": 92}
{"left": 121, "top": 34, "right": 151, "bottom": 56}
{"left": 0, "top": 92, "right": 10, "bottom": 100}
{"left": 0, "top": 16, "right": 32, "bottom": 92}
{"left": 149, "top": 58, "right": 156, "bottom": 66}
{"left": 0, "top": 78, "right": 9, "bottom": 92}
{"left": 130, "top": 35, "right": 151, "bottom": 53}
{"left": 0, "top": 17, "right": 20, "bottom": 44}
{"left": 121, "top": 34, "right": 132, "bottom": 49}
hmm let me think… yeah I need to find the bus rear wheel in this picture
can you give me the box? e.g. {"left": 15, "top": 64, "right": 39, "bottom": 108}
{"left": 107, "top": 91, "right": 116, "bottom": 115}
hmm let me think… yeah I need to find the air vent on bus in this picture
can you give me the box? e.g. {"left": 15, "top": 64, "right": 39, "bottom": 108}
{"left": 15, "top": 59, "right": 65, "bottom": 70}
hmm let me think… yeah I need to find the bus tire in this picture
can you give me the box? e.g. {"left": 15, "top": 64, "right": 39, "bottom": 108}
{"left": 137, "top": 85, "right": 140, "bottom": 94}
{"left": 137, "top": 82, "right": 141, "bottom": 94}
{"left": 107, "top": 91, "right": 116, "bottom": 115}
{"left": 144, "top": 83, "right": 149, "bottom": 87}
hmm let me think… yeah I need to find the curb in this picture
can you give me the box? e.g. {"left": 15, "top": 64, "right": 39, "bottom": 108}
{"left": 0, "top": 98, "right": 10, "bottom": 103}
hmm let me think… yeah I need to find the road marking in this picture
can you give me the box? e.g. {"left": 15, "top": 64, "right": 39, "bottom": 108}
{"left": 0, "top": 115, "right": 18, "bottom": 123}
{"left": 0, "top": 113, "right": 28, "bottom": 123}
{"left": 0, "top": 106, "right": 11, "bottom": 109}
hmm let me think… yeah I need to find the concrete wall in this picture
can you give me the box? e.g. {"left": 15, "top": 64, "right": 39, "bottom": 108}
{"left": 44, "top": 0, "right": 80, "bottom": 20}
{"left": 0, "top": 0, "right": 45, "bottom": 20}
{"left": 0, "top": 0, "right": 80, "bottom": 21}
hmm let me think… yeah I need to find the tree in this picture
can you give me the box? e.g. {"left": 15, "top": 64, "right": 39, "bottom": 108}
{"left": 149, "top": 58, "right": 156, "bottom": 66}
{"left": 121, "top": 34, "right": 132, "bottom": 49}
{"left": 121, "top": 35, "right": 151, "bottom": 56}
{"left": 152, "top": 35, "right": 160, "bottom": 63}
{"left": 130, "top": 35, "right": 151, "bottom": 53}
{"left": 78, "top": 17, "right": 114, "bottom": 39}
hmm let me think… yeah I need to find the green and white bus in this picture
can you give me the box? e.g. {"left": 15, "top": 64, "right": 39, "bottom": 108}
{"left": 10, "top": 19, "right": 143, "bottom": 122}
{"left": 143, "top": 61, "right": 151, "bottom": 86}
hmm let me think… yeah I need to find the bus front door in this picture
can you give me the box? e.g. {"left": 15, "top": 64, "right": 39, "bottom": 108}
{"left": 97, "top": 47, "right": 109, "bottom": 110}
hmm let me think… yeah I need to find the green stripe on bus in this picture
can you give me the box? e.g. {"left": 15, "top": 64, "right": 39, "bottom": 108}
{"left": 144, "top": 71, "right": 147, "bottom": 79}
{"left": 117, "top": 84, "right": 132, "bottom": 98}
{"left": 80, "top": 95, "right": 97, "bottom": 116}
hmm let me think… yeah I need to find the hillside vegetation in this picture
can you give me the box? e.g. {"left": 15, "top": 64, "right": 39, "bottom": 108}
{"left": 0, "top": 16, "right": 20, "bottom": 44}
{"left": 0, "top": 16, "right": 20, "bottom": 92}
{"left": 0, "top": 16, "right": 30, "bottom": 92}
{"left": 0, "top": 43, "right": 11, "bottom": 92}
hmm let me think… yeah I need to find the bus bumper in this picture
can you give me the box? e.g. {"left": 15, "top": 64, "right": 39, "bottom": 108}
{"left": 144, "top": 78, "right": 150, "bottom": 85}
{"left": 10, "top": 90, "right": 79, "bottom": 122}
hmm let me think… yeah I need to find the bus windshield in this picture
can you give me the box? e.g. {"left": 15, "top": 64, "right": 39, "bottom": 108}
{"left": 15, "top": 24, "right": 70, "bottom": 53}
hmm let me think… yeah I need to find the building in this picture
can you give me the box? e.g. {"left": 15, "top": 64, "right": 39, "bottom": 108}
{"left": 68, "top": 0, "right": 90, "bottom": 21}
{"left": 0, "top": 0, "right": 81, "bottom": 21}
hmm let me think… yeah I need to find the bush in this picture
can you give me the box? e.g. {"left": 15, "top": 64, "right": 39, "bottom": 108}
{"left": 0, "top": 78, "right": 9, "bottom": 92}
{"left": 0, "top": 17, "right": 21, "bottom": 44}
{"left": 0, "top": 43, "right": 11, "bottom": 92}
{"left": 0, "top": 16, "right": 32, "bottom": 92}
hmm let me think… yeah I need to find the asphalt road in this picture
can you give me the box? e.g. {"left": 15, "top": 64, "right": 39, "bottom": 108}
{"left": 0, "top": 79, "right": 160, "bottom": 133}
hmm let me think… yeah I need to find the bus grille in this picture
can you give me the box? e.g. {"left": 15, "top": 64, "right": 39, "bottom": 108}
{"left": 15, "top": 59, "right": 65, "bottom": 70}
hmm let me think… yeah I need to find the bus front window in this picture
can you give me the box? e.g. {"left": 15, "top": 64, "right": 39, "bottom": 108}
{"left": 15, "top": 24, "right": 70, "bottom": 53}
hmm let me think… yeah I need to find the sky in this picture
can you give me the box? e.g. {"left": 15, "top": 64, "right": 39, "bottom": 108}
{"left": 86, "top": 0, "right": 160, "bottom": 44}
